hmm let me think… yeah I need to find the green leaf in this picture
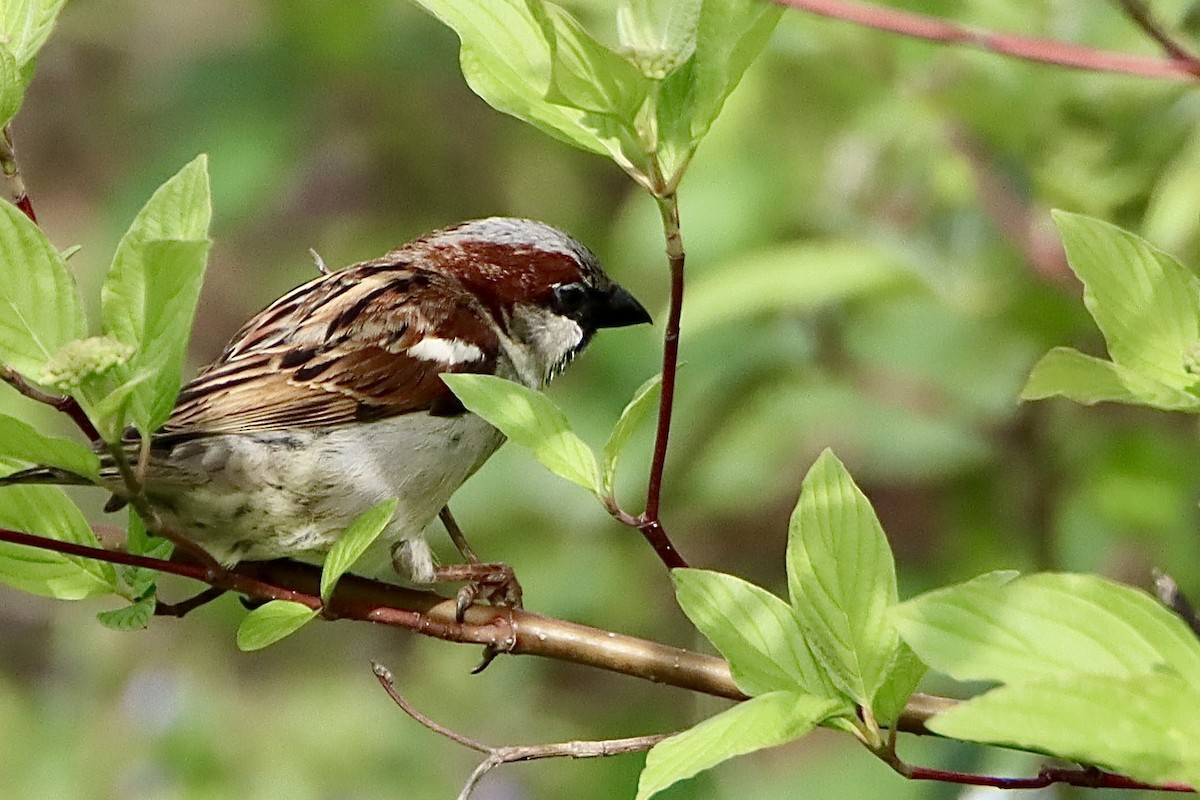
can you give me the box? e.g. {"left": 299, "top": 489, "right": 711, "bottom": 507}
{"left": 1022, "top": 346, "right": 1200, "bottom": 410}
{"left": 683, "top": 241, "right": 915, "bottom": 335}
{"left": 0, "top": 198, "right": 85, "bottom": 377}
{"left": 128, "top": 239, "right": 212, "bottom": 430}
{"left": 236, "top": 600, "right": 318, "bottom": 651}
{"left": 534, "top": 2, "right": 650, "bottom": 120}
{"left": 601, "top": 373, "right": 661, "bottom": 496}
{"left": 616, "top": 0, "right": 701, "bottom": 79}
{"left": 655, "top": 0, "right": 782, "bottom": 179}
{"left": 636, "top": 691, "right": 838, "bottom": 800}
{"left": 119, "top": 511, "right": 172, "bottom": 601}
{"left": 320, "top": 498, "right": 397, "bottom": 602}
{"left": 673, "top": 568, "right": 844, "bottom": 701}
{"left": 870, "top": 643, "right": 926, "bottom": 727}
{"left": 96, "top": 594, "right": 156, "bottom": 631}
{"left": 892, "top": 572, "right": 1200, "bottom": 687}
{"left": 0, "top": 413, "right": 99, "bottom": 479}
{"left": 441, "top": 373, "right": 599, "bottom": 492}
{"left": 412, "top": 0, "right": 620, "bottom": 159}
{"left": 0, "top": 0, "right": 68, "bottom": 65}
{"left": 786, "top": 449, "right": 898, "bottom": 705}
{"left": 0, "top": 482, "right": 117, "bottom": 599}
{"left": 1052, "top": 211, "right": 1200, "bottom": 392}
{"left": 929, "top": 672, "right": 1200, "bottom": 790}
{"left": 0, "top": 43, "right": 23, "bottom": 125}
{"left": 101, "top": 155, "right": 212, "bottom": 434}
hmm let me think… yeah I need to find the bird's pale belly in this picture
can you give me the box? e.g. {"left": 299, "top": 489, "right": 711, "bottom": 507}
{"left": 142, "top": 413, "right": 505, "bottom": 582}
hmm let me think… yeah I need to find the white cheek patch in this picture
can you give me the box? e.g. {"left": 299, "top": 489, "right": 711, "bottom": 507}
{"left": 407, "top": 336, "right": 485, "bottom": 366}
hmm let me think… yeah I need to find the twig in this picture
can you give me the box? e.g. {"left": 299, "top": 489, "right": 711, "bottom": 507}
{"left": 103, "top": 440, "right": 224, "bottom": 573}
{"left": 2, "top": 365, "right": 100, "bottom": 441}
{"left": 775, "top": 0, "right": 1200, "bottom": 79}
{"left": 903, "top": 763, "right": 1192, "bottom": 792}
{"left": 1116, "top": 0, "right": 1200, "bottom": 65}
{"left": 617, "top": 162, "right": 689, "bottom": 571}
{"left": 0, "top": 124, "right": 36, "bottom": 222}
{"left": 154, "top": 586, "right": 227, "bottom": 617}
{"left": 372, "top": 662, "right": 669, "bottom": 800}
{"left": 1154, "top": 570, "right": 1200, "bottom": 640}
{"left": 0, "top": 524, "right": 950, "bottom": 730}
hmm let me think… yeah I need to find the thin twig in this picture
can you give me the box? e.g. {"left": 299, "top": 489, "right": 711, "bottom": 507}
{"left": 1116, "top": 0, "right": 1200, "bottom": 65}
{"left": 154, "top": 586, "right": 227, "bottom": 617}
{"left": 2, "top": 366, "right": 100, "bottom": 441}
{"left": 372, "top": 662, "right": 669, "bottom": 800}
{"left": 103, "top": 440, "right": 223, "bottom": 573}
{"left": 0, "top": 124, "right": 36, "bottom": 222}
{"left": 621, "top": 162, "right": 689, "bottom": 571}
{"left": 904, "top": 763, "right": 1192, "bottom": 792}
{"left": 1154, "top": 570, "right": 1200, "bottom": 640}
{"left": 775, "top": 0, "right": 1200, "bottom": 79}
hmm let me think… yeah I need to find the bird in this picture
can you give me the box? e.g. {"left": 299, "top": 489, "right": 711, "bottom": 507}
{"left": 0, "top": 217, "right": 651, "bottom": 609}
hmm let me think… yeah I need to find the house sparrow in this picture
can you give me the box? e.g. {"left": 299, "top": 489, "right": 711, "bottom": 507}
{"left": 2, "top": 217, "right": 651, "bottom": 603}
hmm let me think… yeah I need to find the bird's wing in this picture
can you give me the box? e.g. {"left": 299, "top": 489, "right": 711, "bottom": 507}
{"left": 160, "top": 261, "right": 500, "bottom": 436}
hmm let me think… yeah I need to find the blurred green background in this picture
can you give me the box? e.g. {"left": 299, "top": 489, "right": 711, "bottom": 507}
{"left": 3, "top": 0, "right": 1200, "bottom": 797}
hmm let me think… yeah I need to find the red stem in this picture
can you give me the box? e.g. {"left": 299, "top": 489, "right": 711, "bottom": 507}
{"left": 632, "top": 189, "right": 688, "bottom": 570}
{"left": 775, "top": 0, "right": 1200, "bottom": 79}
{"left": 906, "top": 764, "right": 1192, "bottom": 792}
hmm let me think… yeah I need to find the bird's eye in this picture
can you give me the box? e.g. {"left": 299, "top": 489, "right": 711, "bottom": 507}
{"left": 552, "top": 282, "right": 590, "bottom": 315}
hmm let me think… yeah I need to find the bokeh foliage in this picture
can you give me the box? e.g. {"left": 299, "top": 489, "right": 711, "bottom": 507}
{"left": 4, "top": 0, "right": 1200, "bottom": 798}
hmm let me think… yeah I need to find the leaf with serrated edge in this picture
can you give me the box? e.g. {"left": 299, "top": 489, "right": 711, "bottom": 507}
{"left": 673, "top": 568, "right": 844, "bottom": 700}
{"left": 236, "top": 600, "right": 318, "bottom": 651}
{"left": 320, "top": 498, "right": 397, "bottom": 602}
{"left": 636, "top": 691, "right": 839, "bottom": 800}
{"left": 0, "top": 200, "right": 85, "bottom": 377}
{"left": 893, "top": 572, "right": 1200, "bottom": 687}
{"left": 0, "top": 480, "right": 117, "bottom": 599}
{"left": 786, "top": 449, "right": 898, "bottom": 705}
{"left": 930, "top": 672, "right": 1200, "bottom": 790}
{"left": 1053, "top": 211, "right": 1200, "bottom": 392}
{"left": 442, "top": 373, "right": 599, "bottom": 492}
{"left": 601, "top": 373, "right": 661, "bottom": 496}
{"left": 0, "top": 413, "right": 100, "bottom": 479}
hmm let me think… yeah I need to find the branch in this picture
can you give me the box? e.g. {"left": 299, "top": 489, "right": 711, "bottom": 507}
{"left": 903, "top": 763, "right": 1192, "bottom": 792}
{"left": 0, "top": 525, "right": 942, "bottom": 727}
{"left": 0, "top": 124, "right": 36, "bottom": 222}
{"left": 373, "top": 663, "right": 668, "bottom": 800}
{"left": 2, "top": 366, "right": 100, "bottom": 441}
{"left": 775, "top": 0, "right": 1200, "bottom": 80}
{"left": 1, "top": 525, "right": 1190, "bottom": 792}
{"left": 1116, "top": 0, "right": 1200, "bottom": 65}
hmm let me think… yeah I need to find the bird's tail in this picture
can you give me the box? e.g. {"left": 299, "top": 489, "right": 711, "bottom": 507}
{"left": 0, "top": 465, "right": 96, "bottom": 487}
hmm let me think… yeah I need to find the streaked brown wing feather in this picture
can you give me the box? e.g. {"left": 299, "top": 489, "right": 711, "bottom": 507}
{"left": 161, "top": 262, "right": 499, "bottom": 435}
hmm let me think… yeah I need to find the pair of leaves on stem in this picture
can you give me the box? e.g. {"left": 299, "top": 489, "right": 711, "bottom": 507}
{"left": 895, "top": 572, "right": 1200, "bottom": 788}
{"left": 1023, "top": 210, "right": 1200, "bottom": 411}
{"left": 412, "top": 0, "right": 781, "bottom": 187}
{"left": 638, "top": 450, "right": 921, "bottom": 799}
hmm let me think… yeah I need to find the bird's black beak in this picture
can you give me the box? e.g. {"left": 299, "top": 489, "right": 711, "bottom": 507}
{"left": 594, "top": 284, "right": 652, "bottom": 328}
